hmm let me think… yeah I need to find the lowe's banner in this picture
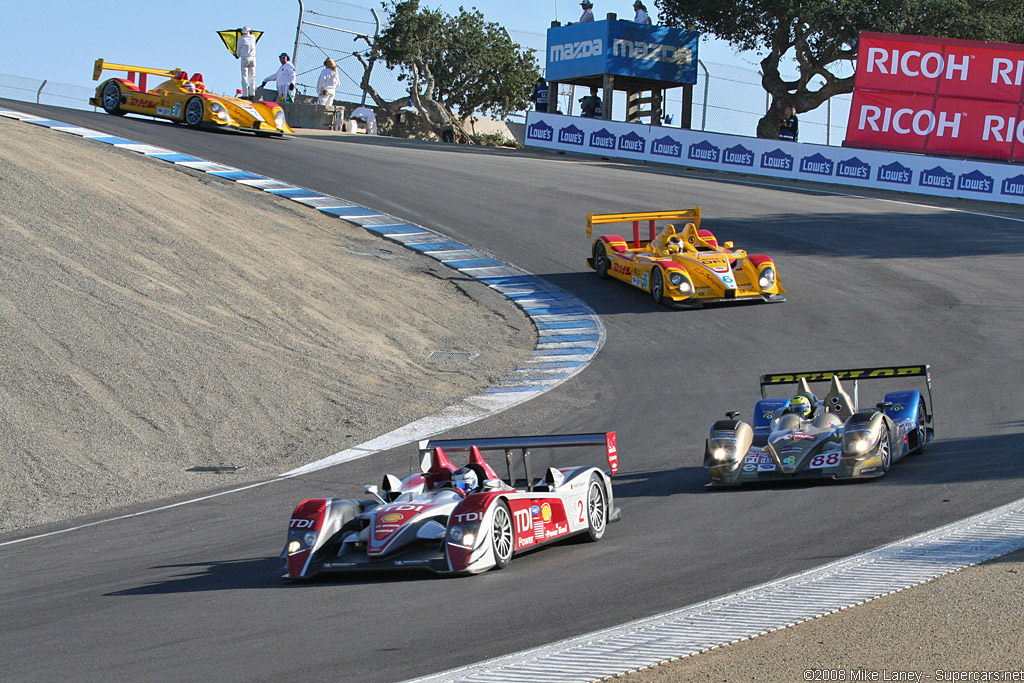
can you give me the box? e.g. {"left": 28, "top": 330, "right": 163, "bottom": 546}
{"left": 524, "top": 112, "right": 1024, "bottom": 205}
{"left": 545, "top": 20, "right": 698, "bottom": 86}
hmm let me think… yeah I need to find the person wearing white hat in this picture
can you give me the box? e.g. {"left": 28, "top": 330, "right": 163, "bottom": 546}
{"left": 579, "top": 0, "right": 594, "bottom": 23}
{"left": 236, "top": 27, "right": 257, "bottom": 98}
{"left": 317, "top": 58, "right": 341, "bottom": 105}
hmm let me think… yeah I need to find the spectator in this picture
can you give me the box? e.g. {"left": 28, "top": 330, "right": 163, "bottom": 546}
{"left": 579, "top": 1, "right": 595, "bottom": 23}
{"left": 261, "top": 52, "right": 296, "bottom": 103}
{"left": 317, "top": 58, "right": 340, "bottom": 106}
{"left": 236, "top": 27, "right": 257, "bottom": 99}
{"left": 579, "top": 86, "right": 602, "bottom": 118}
{"left": 531, "top": 77, "right": 549, "bottom": 113}
{"left": 779, "top": 106, "right": 799, "bottom": 141}
{"left": 633, "top": 1, "right": 651, "bottom": 24}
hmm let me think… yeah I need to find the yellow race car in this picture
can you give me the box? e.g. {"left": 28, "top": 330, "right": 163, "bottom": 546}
{"left": 586, "top": 208, "right": 786, "bottom": 307}
{"left": 89, "top": 59, "right": 292, "bottom": 136}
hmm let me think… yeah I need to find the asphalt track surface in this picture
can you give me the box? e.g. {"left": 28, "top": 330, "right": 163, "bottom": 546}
{"left": 3, "top": 100, "right": 1024, "bottom": 683}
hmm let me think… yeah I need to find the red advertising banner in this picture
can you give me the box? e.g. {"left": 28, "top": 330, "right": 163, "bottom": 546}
{"left": 846, "top": 32, "right": 1024, "bottom": 161}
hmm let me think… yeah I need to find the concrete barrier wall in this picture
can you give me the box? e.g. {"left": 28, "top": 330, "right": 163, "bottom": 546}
{"left": 524, "top": 112, "right": 1024, "bottom": 205}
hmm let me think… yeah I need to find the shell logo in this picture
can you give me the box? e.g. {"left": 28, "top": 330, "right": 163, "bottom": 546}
{"left": 540, "top": 503, "right": 552, "bottom": 522}
{"left": 382, "top": 513, "right": 403, "bottom": 523}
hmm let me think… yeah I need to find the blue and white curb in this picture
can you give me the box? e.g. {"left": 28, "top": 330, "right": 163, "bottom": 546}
{"left": 405, "top": 495, "right": 1024, "bottom": 682}
{"left": 0, "top": 106, "right": 604, "bottom": 479}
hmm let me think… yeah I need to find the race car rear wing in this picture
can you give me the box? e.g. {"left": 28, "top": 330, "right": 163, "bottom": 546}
{"left": 93, "top": 58, "right": 181, "bottom": 92}
{"left": 586, "top": 208, "right": 701, "bottom": 248}
{"left": 759, "top": 364, "right": 932, "bottom": 416}
{"left": 419, "top": 432, "right": 618, "bottom": 490}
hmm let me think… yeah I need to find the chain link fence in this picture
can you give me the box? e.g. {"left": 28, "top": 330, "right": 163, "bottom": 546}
{"left": 0, "top": 73, "right": 95, "bottom": 111}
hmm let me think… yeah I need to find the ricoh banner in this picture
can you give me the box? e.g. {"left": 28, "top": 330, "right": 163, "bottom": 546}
{"left": 846, "top": 32, "right": 1024, "bottom": 161}
{"left": 524, "top": 112, "right": 1024, "bottom": 205}
{"left": 545, "top": 20, "right": 698, "bottom": 85}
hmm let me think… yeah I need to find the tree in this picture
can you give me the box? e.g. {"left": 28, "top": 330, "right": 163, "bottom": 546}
{"left": 356, "top": 0, "right": 540, "bottom": 142}
{"left": 654, "top": 0, "right": 1024, "bottom": 138}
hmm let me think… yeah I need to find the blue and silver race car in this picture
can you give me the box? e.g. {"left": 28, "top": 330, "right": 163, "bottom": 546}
{"left": 704, "top": 365, "right": 934, "bottom": 486}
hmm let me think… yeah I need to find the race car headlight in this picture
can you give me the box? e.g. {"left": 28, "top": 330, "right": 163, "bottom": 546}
{"left": 287, "top": 541, "right": 301, "bottom": 554}
{"left": 669, "top": 272, "right": 692, "bottom": 293}
{"left": 758, "top": 267, "right": 776, "bottom": 289}
{"left": 712, "top": 447, "right": 727, "bottom": 460}
{"left": 447, "top": 524, "right": 477, "bottom": 549}
{"left": 303, "top": 532, "right": 318, "bottom": 547}
{"left": 210, "top": 101, "right": 229, "bottom": 122}
{"left": 274, "top": 109, "right": 287, "bottom": 128}
{"left": 843, "top": 429, "right": 879, "bottom": 455}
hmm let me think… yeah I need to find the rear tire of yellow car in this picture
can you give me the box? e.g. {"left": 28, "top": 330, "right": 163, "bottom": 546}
{"left": 100, "top": 81, "right": 125, "bottom": 116}
{"left": 184, "top": 97, "right": 204, "bottom": 128}
{"left": 650, "top": 268, "right": 665, "bottom": 305}
{"left": 593, "top": 242, "right": 610, "bottom": 278}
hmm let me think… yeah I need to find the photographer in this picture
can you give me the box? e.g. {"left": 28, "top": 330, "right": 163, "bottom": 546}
{"left": 579, "top": 86, "right": 602, "bottom": 118}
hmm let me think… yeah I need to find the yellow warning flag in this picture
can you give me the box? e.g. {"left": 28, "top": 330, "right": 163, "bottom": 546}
{"left": 216, "top": 29, "right": 264, "bottom": 57}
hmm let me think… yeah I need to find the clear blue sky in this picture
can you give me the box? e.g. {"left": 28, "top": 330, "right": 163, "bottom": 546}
{"left": 0, "top": 0, "right": 756, "bottom": 97}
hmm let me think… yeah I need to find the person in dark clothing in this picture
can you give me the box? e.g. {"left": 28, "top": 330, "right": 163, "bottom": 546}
{"left": 579, "top": 86, "right": 602, "bottom": 118}
{"left": 779, "top": 106, "right": 799, "bottom": 141}
{"left": 531, "top": 77, "right": 549, "bottom": 113}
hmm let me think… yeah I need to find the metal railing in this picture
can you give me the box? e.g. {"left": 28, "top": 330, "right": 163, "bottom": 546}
{"left": 0, "top": 73, "right": 95, "bottom": 111}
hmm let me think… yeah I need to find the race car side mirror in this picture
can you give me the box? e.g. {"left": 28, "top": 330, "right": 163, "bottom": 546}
{"left": 724, "top": 241, "right": 734, "bottom": 248}
{"left": 725, "top": 410, "right": 741, "bottom": 418}
{"left": 364, "top": 485, "right": 386, "bottom": 504}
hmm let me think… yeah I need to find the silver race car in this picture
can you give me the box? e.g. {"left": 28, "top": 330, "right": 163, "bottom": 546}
{"left": 283, "top": 433, "right": 621, "bottom": 578}
{"left": 704, "top": 365, "right": 934, "bottom": 486}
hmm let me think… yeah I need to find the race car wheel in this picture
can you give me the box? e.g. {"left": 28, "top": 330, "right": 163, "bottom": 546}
{"left": 593, "top": 242, "right": 610, "bottom": 278}
{"left": 878, "top": 425, "right": 892, "bottom": 474}
{"left": 100, "top": 81, "right": 125, "bottom": 115}
{"left": 910, "top": 401, "right": 927, "bottom": 455}
{"left": 585, "top": 474, "right": 608, "bottom": 542}
{"left": 490, "top": 501, "right": 514, "bottom": 570}
{"left": 650, "top": 268, "right": 665, "bottom": 305}
{"left": 184, "top": 97, "right": 205, "bottom": 128}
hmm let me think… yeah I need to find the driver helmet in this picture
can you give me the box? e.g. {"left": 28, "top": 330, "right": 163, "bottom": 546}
{"left": 788, "top": 395, "right": 812, "bottom": 419}
{"left": 667, "top": 236, "right": 682, "bottom": 254}
{"left": 183, "top": 81, "right": 195, "bottom": 92}
{"left": 452, "top": 467, "right": 479, "bottom": 495}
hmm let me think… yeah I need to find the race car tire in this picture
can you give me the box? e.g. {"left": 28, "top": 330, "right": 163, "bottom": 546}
{"left": 490, "top": 501, "right": 514, "bottom": 570}
{"left": 650, "top": 268, "right": 665, "bottom": 305}
{"left": 593, "top": 242, "right": 610, "bottom": 278}
{"left": 100, "top": 81, "right": 125, "bottom": 116}
{"left": 184, "top": 97, "right": 205, "bottom": 128}
{"left": 585, "top": 474, "right": 608, "bottom": 542}
{"left": 878, "top": 424, "right": 892, "bottom": 474}
{"left": 910, "top": 400, "right": 927, "bottom": 455}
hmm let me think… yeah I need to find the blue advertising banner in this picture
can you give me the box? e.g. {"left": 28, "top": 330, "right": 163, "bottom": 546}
{"left": 545, "top": 20, "right": 698, "bottom": 85}
{"left": 523, "top": 112, "right": 1024, "bottom": 205}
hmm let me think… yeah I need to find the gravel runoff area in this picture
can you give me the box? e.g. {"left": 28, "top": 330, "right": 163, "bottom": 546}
{"left": 3, "top": 116, "right": 1021, "bottom": 681}
{"left": 0, "top": 116, "right": 534, "bottom": 535}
